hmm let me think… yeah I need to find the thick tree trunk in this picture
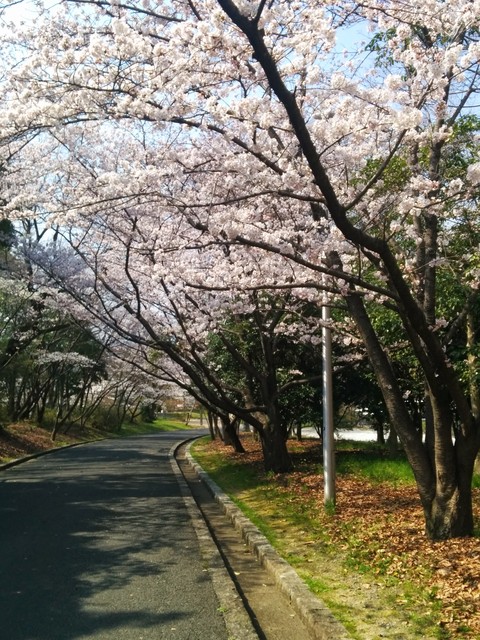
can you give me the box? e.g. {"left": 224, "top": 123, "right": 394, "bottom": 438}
{"left": 221, "top": 416, "right": 245, "bottom": 453}
{"left": 259, "top": 421, "right": 292, "bottom": 473}
{"left": 256, "top": 385, "right": 292, "bottom": 472}
{"left": 423, "top": 437, "right": 476, "bottom": 539}
{"left": 425, "top": 485, "right": 473, "bottom": 539}
{"left": 344, "top": 286, "right": 478, "bottom": 539}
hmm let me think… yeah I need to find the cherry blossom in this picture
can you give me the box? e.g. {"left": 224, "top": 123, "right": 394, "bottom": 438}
{"left": 0, "top": 0, "right": 479, "bottom": 537}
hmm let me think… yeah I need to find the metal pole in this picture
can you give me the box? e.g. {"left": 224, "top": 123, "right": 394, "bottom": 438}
{"left": 322, "top": 299, "right": 336, "bottom": 506}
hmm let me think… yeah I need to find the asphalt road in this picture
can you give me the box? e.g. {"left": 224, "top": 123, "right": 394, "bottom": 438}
{"left": 0, "top": 431, "right": 238, "bottom": 640}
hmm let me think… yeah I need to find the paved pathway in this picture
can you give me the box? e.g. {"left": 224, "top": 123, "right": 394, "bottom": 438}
{"left": 0, "top": 431, "right": 239, "bottom": 640}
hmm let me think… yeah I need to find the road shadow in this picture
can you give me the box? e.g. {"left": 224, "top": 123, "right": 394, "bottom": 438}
{"left": 0, "top": 432, "right": 224, "bottom": 639}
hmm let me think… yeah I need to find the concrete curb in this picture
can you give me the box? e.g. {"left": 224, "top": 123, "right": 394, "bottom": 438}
{"left": 185, "top": 442, "right": 352, "bottom": 640}
{"left": 169, "top": 442, "right": 260, "bottom": 640}
{"left": 0, "top": 440, "right": 96, "bottom": 471}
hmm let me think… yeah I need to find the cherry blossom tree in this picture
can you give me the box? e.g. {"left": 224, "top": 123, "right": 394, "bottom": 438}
{"left": 28, "top": 204, "right": 328, "bottom": 469}
{"left": 0, "top": 0, "right": 480, "bottom": 538}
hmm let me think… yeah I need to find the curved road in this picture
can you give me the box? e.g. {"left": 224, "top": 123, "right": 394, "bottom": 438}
{"left": 0, "top": 430, "right": 245, "bottom": 640}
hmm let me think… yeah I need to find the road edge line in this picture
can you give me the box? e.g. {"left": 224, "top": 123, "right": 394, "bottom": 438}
{"left": 169, "top": 441, "right": 260, "bottom": 640}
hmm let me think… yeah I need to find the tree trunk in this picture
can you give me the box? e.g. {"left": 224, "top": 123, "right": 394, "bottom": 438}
{"left": 467, "top": 309, "right": 480, "bottom": 420}
{"left": 207, "top": 410, "right": 217, "bottom": 440}
{"left": 295, "top": 422, "right": 303, "bottom": 441}
{"left": 375, "top": 421, "right": 385, "bottom": 445}
{"left": 387, "top": 425, "right": 398, "bottom": 456}
{"left": 258, "top": 411, "right": 292, "bottom": 473}
{"left": 36, "top": 397, "right": 46, "bottom": 425}
{"left": 51, "top": 407, "right": 63, "bottom": 441}
{"left": 259, "top": 424, "right": 292, "bottom": 473}
{"left": 423, "top": 442, "right": 475, "bottom": 539}
{"left": 6, "top": 375, "right": 15, "bottom": 420}
{"left": 344, "top": 286, "right": 478, "bottom": 539}
{"left": 221, "top": 416, "right": 245, "bottom": 453}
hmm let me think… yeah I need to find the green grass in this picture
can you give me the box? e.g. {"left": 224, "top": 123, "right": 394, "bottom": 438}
{"left": 191, "top": 437, "right": 262, "bottom": 493}
{"left": 337, "top": 442, "right": 480, "bottom": 489}
{"left": 116, "top": 417, "right": 194, "bottom": 437}
{"left": 70, "top": 417, "right": 194, "bottom": 443}
{"left": 336, "top": 451, "right": 415, "bottom": 484}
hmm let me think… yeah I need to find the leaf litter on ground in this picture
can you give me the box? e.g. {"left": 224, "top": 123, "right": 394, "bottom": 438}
{"left": 196, "top": 435, "right": 480, "bottom": 640}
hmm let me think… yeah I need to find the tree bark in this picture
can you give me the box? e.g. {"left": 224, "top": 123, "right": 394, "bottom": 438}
{"left": 345, "top": 287, "right": 476, "bottom": 539}
{"left": 220, "top": 415, "right": 245, "bottom": 453}
{"left": 424, "top": 430, "right": 476, "bottom": 538}
{"left": 387, "top": 425, "right": 398, "bottom": 456}
{"left": 207, "top": 410, "right": 217, "bottom": 440}
{"left": 259, "top": 418, "right": 292, "bottom": 473}
{"left": 467, "top": 309, "right": 480, "bottom": 421}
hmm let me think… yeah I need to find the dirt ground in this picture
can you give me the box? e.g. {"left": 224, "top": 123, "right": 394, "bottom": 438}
{"left": 0, "top": 422, "right": 82, "bottom": 463}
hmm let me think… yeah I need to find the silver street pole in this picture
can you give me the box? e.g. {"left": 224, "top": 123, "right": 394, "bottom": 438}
{"left": 322, "top": 297, "right": 336, "bottom": 506}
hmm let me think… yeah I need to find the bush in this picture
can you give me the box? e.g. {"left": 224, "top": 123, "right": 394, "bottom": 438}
{"left": 90, "top": 404, "right": 123, "bottom": 432}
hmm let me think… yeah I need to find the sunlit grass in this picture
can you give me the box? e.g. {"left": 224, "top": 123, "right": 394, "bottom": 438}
{"left": 336, "top": 453, "right": 415, "bottom": 484}
{"left": 117, "top": 417, "right": 193, "bottom": 436}
{"left": 191, "top": 436, "right": 263, "bottom": 493}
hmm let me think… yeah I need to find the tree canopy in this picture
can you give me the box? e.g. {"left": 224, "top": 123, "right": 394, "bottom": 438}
{"left": 0, "top": 0, "right": 479, "bottom": 539}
